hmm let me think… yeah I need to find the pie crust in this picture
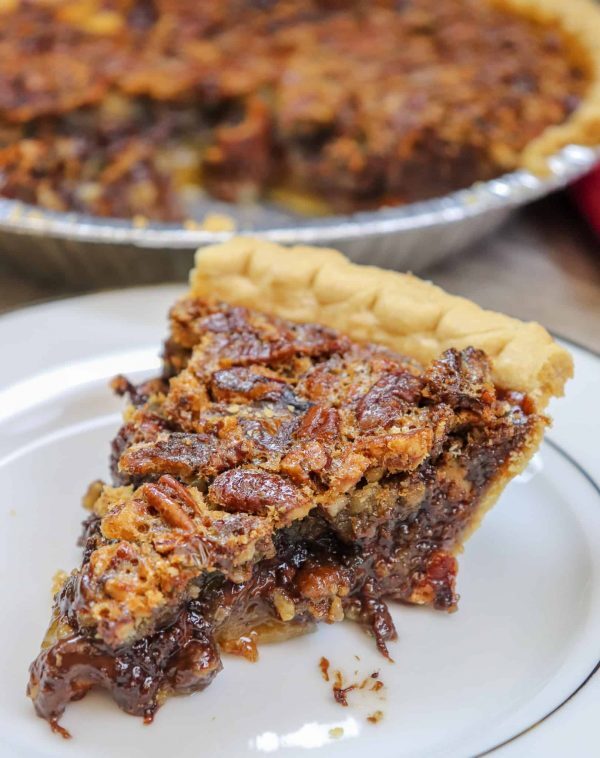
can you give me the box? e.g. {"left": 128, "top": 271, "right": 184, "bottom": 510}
{"left": 502, "top": 0, "right": 600, "bottom": 173}
{"left": 189, "top": 238, "right": 573, "bottom": 409}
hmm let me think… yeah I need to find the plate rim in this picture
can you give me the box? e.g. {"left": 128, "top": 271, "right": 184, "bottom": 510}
{"left": 474, "top": 438, "right": 600, "bottom": 757}
{"left": 0, "top": 287, "right": 598, "bottom": 756}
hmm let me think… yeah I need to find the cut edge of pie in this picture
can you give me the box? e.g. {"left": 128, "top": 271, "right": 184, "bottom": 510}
{"left": 28, "top": 238, "right": 573, "bottom": 733}
{"left": 504, "top": 0, "right": 600, "bottom": 173}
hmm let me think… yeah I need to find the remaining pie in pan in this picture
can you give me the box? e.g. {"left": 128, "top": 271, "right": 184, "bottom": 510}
{"left": 28, "top": 239, "right": 572, "bottom": 733}
{"left": 1, "top": 0, "right": 599, "bottom": 219}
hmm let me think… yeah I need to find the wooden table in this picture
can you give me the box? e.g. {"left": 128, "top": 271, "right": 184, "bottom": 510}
{"left": 1, "top": 193, "right": 599, "bottom": 352}
{"left": 429, "top": 194, "right": 600, "bottom": 353}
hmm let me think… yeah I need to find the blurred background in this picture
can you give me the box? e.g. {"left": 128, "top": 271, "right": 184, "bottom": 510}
{"left": 2, "top": 189, "right": 598, "bottom": 350}
{"left": 0, "top": 1, "right": 598, "bottom": 349}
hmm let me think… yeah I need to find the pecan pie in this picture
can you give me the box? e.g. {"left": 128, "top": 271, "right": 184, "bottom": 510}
{"left": 1, "top": 0, "right": 599, "bottom": 218}
{"left": 28, "top": 239, "right": 572, "bottom": 732}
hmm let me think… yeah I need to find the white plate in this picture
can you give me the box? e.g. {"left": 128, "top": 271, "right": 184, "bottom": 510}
{"left": 0, "top": 288, "right": 598, "bottom": 758}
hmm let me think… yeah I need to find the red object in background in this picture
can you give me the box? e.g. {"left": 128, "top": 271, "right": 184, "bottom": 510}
{"left": 571, "top": 164, "right": 600, "bottom": 238}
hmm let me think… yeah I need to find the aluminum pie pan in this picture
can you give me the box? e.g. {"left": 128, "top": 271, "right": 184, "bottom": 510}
{"left": 0, "top": 144, "right": 597, "bottom": 287}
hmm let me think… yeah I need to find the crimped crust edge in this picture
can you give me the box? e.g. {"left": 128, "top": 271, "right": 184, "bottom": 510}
{"left": 502, "top": 0, "right": 600, "bottom": 173}
{"left": 188, "top": 238, "right": 573, "bottom": 409}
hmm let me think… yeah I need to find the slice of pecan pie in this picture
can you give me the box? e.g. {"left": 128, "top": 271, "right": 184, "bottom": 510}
{"left": 28, "top": 239, "right": 572, "bottom": 733}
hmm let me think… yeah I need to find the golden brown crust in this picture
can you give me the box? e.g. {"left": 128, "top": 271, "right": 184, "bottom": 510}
{"left": 189, "top": 238, "right": 573, "bottom": 409}
{"left": 501, "top": 0, "right": 600, "bottom": 172}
